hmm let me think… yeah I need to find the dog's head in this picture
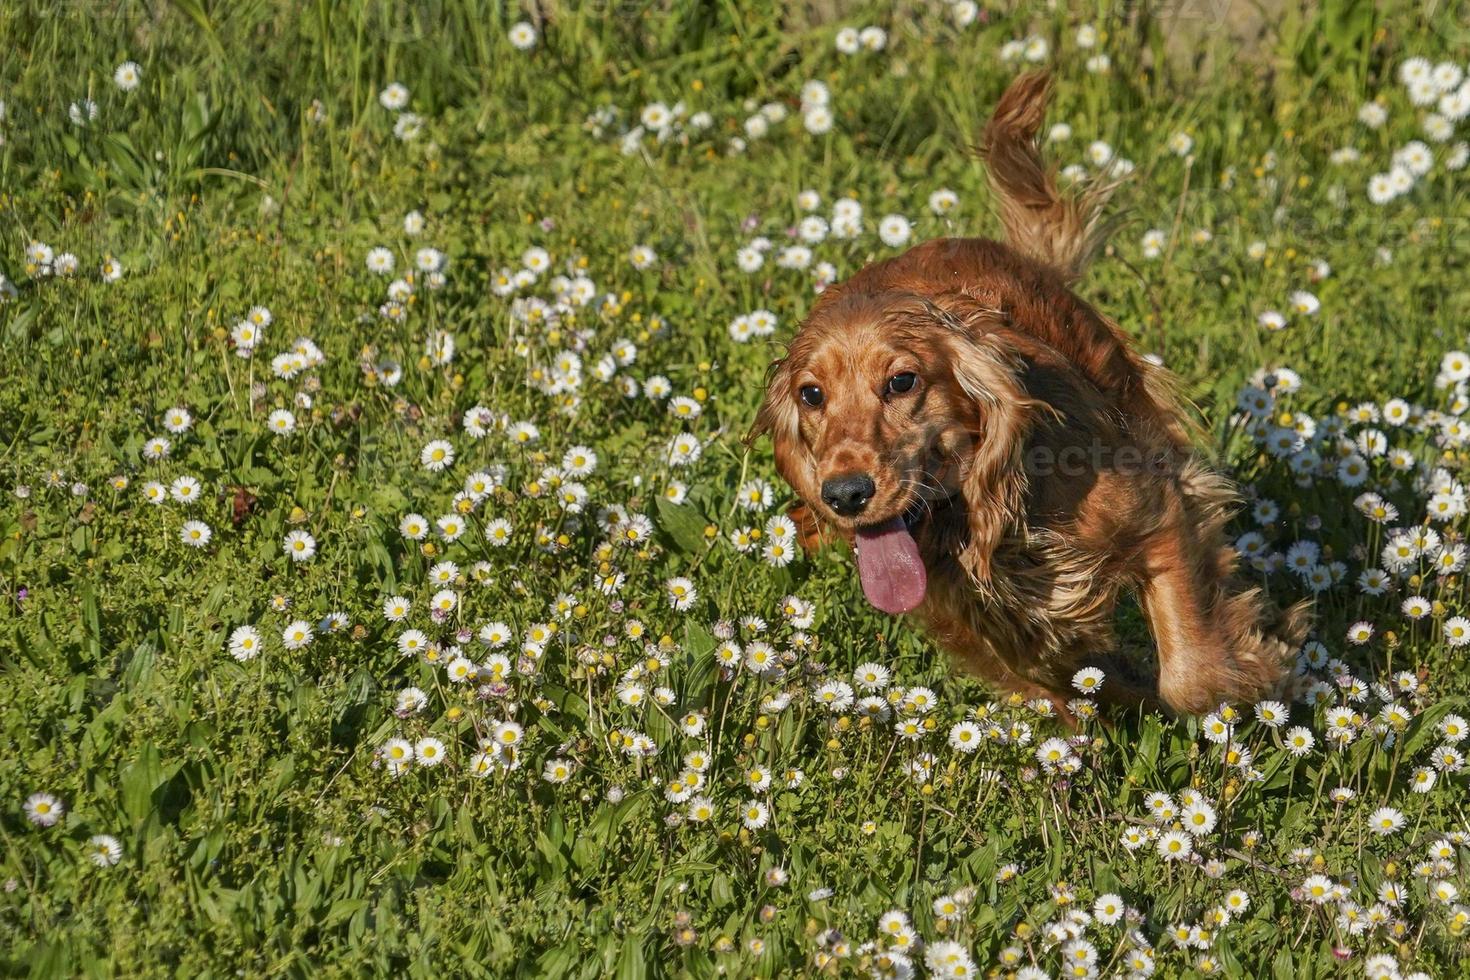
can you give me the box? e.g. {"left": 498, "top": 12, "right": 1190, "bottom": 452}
{"left": 752, "top": 292, "right": 1041, "bottom": 613}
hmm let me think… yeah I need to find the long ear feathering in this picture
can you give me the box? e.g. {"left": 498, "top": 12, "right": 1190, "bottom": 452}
{"left": 748, "top": 353, "right": 809, "bottom": 490}
{"left": 980, "top": 71, "right": 1124, "bottom": 284}
{"left": 747, "top": 356, "right": 792, "bottom": 444}
{"left": 929, "top": 309, "right": 1049, "bottom": 584}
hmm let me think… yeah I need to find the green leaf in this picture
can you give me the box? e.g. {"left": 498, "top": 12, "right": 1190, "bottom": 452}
{"left": 535, "top": 941, "right": 581, "bottom": 978}
{"left": 655, "top": 497, "right": 708, "bottom": 555}
{"left": 1403, "top": 698, "right": 1465, "bottom": 758}
{"left": 710, "top": 872, "right": 734, "bottom": 908}
{"left": 121, "top": 641, "right": 156, "bottom": 688}
{"left": 571, "top": 832, "right": 600, "bottom": 872}
{"left": 323, "top": 898, "right": 370, "bottom": 927}
{"left": 1279, "top": 800, "right": 1311, "bottom": 834}
{"left": 614, "top": 935, "right": 647, "bottom": 980}
{"left": 535, "top": 831, "right": 567, "bottom": 877}
{"left": 166, "top": 0, "right": 218, "bottom": 40}
{"left": 79, "top": 585, "right": 101, "bottom": 656}
{"left": 121, "top": 743, "right": 165, "bottom": 826}
{"left": 1119, "top": 714, "right": 1162, "bottom": 802}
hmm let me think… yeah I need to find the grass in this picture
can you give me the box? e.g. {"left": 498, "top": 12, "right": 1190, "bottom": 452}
{"left": 3, "top": 0, "right": 1470, "bottom": 976}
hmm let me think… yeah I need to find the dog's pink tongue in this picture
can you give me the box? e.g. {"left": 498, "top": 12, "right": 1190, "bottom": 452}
{"left": 855, "top": 518, "right": 927, "bottom": 614}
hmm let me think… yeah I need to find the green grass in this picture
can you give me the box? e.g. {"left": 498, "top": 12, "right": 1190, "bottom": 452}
{"left": 3, "top": 1, "right": 1470, "bottom": 976}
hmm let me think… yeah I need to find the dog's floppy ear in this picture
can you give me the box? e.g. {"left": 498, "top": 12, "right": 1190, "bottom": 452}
{"left": 748, "top": 355, "right": 795, "bottom": 443}
{"left": 941, "top": 320, "right": 1045, "bottom": 584}
{"left": 748, "top": 351, "right": 814, "bottom": 496}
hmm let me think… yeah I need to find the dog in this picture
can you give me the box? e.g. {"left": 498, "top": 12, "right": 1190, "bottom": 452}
{"left": 752, "top": 71, "right": 1307, "bottom": 715}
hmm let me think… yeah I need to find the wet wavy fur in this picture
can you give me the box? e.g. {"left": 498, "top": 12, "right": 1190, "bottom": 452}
{"left": 754, "top": 72, "right": 1309, "bottom": 715}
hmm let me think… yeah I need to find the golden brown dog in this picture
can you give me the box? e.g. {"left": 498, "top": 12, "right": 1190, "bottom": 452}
{"left": 753, "top": 72, "right": 1306, "bottom": 715}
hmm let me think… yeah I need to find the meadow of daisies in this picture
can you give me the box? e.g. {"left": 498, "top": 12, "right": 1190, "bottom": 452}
{"left": 4, "top": 1, "right": 1470, "bottom": 976}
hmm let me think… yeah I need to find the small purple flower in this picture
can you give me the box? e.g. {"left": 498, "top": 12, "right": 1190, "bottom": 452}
{"left": 477, "top": 681, "right": 512, "bottom": 701}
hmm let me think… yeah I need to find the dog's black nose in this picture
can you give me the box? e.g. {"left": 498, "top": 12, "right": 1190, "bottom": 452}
{"left": 821, "top": 473, "right": 875, "bottom": 516}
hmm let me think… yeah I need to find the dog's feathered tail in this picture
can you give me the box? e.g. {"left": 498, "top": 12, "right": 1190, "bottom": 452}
{"left": 980, "top": 71, "right": 1121, "bottom": 284}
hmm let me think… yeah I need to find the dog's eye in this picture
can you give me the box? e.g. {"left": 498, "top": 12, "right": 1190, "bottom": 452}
{"left": 799, "top": 385, "right": 825, "bottom": 408}
{"left": 886, "top": 372, "right": 918, "bottom": 395}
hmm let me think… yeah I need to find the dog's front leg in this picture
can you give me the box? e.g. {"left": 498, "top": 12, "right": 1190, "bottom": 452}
{"left": 1137, "top": 522, "right": 1290, "bottom": 714}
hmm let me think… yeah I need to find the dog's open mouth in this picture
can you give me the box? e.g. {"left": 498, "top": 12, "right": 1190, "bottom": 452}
{"left": 854, "top": 501, "right": 928, "bottom": 615}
